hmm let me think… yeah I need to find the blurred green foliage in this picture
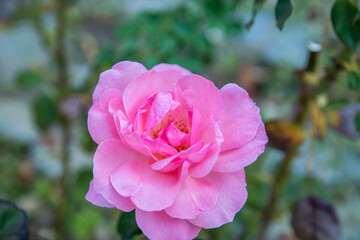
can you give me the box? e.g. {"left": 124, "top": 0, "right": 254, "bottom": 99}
{"left": 1, "top": 0, "right": 360, "bottom": 239}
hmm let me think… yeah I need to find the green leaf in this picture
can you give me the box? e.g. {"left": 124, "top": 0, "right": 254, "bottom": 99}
{"left": 348, "top": 71, "right": 360, "bottom": 90}
{"left": 0, "top": 200, "right": 28, "bottom": 240}
{"left": 32, "top": 94, "right": 58, "bottom": 131}
{"left": 116, "top": 211, "right": 141, "bottom": 240}
{"left": 275, "top": 0, "right": 293, "bottom": 30}
{"left": 16, "top": 70, "right": 44, "bottom": 89}
{"left": 326, "top": 99, "right": 350, "bottom": 110}
{"left": 246, "top": 0, "right": 267, "bottom": 29}
{"left": 355, "top": 111, "right": 360, "bottom": 132}
{"left": 331, "top": 0, "right": 360, "bottom": 48}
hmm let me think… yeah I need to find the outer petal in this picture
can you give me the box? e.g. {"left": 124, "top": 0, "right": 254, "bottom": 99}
{"left": 213, "top": 123, "right": 268, "bottom": 172}
{"left": 165, "top": 177, "right": 218, "bottom": 219}
{"left": 88, "top": 104, "right": 119, "bottom": 144}
{"left": 152, "top": 63, "right": 192, "bottom": 76}
{"left": 99, "top": 89, "right": 123, "bottom": 111}
{"left": 220, "top": 83, "right": 261, "bottom": 151}
{"left": 93, "top": 61, "right": 147, "bottom": 104}
{"left": 85, "top": 180, "right": 114, "bottom": 208}
{"left": 110, "top": 160, "right": 180, "bottom": 211}
{"left": 93, "top": 139, "right": 146, "bottom": 211}
{"left": 189, "top": 170, "right": 248, "bottom": 229}
{"left": 136, "top": 209, "right": 201, "bottom": 240}
{"left": 123, "top": 69, "right": 182, "bottom": 121}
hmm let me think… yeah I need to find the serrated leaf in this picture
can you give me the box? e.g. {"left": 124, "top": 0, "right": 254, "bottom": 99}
{"left": 348, "top": 71, "right": 360, "bottom": 90}
{"left": 275, "top": 0, "right": 293, "bottom": 30}
{"left": 246, "top": 0, "right": 267, "bottom": 29}
{"left": 326, "top": 99, "right": 350, "bottom": 110}
{"left": 0, "top": 200, "right": 28, "bottom": 240}
{"left": 355, "top": 111, "right": 360, "bottom": 132}
{"left": 32, "top": 95, "right": 58, "bottom": 131}
{"left": 331, "top": 0, "right": 360, "bottom": 48}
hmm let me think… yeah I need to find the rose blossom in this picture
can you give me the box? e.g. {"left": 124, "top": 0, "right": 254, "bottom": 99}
{"left": 85, "top": 61, "right": 267, "bottom": 240}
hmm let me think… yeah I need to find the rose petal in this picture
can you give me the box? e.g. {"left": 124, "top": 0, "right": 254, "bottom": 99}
{"left": 190, "top": 106, "right": 201, "bottom": 145}
{"left": 189, "top": 169, "right": 248, "bottom": 228}
{"left": 152, "top": 63, "right": 192, "bottom": 76}
{"left": 165, "top": 177, "right": 218, "bottom": 219}
{"left": 110, "top": 160, "right": 180, "bottom": 211}
{"left": 166, "top": 122, "right": 190, "bottom": 147}
{"left": 150, "top": 141, "right": 205, "bottom": 172}
{"left": 88, "top": 104, "right": 119, "bottom": 144}
{"left": 99, "top": 89, "right": 123, "bottom": 111}
{"left": 144, "top": 92, "right": 179, "bottom": 132}
{"left": 188, "top": 119, "right": 223, "bottom": 178}
{"left": 214, "top": 123, "right": 268, "bottom": 172}
{"left": 220, "top": 83, "right": 261, "bottom": 151}
{"left": 93, "top": 61, "right": 147, "bottom": 104}
{"left": 179, "top": 74, "right": 223, "bottom": 123}
{"left": 136, "top": 209, "right": 201, "bottom": 240}
{"left": 123, "top": 69, "right": 182, "bottom": 121}
{"left": 85, "top": 180, "right": 114, "bottom": 208}
{"left": 188, "top": 144, "right": 219, "bottom": 178}
{"left": 92, "top": 139, "right": 145, "bottom": 211}
{"left": 142, "top": 136, "right": 178, "bottom": 157}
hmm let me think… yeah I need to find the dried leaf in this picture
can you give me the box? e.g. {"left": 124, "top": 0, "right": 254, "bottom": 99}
{"left": 291, "top": 196, "right": 341, "bottom": 240}
{"left": 265, "top": 120, "right": 307, "bottom": 151}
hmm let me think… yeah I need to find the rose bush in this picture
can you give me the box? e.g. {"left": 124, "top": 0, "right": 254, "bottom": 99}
{"left": 85, "top": 61, "right": 268, "bottom": 240}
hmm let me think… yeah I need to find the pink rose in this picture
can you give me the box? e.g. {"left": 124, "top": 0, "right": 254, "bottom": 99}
{"left": 85, "top": 61, "right": 267, "bottom": 240}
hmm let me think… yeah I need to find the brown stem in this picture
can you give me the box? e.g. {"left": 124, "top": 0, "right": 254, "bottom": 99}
{"left": 54, "top": 0, "right": 71, "bottom": 239}
{"left": 256, "top": 44, "right": 321, "bottom": 240}
{"left": 257, "top": 150, "right": 297, "bottom": 240}
{"left": 55, "top": 0, "right": 68, "bottom": 88}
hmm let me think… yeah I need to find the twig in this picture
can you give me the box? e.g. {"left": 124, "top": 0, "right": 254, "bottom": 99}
{"left": 256, "top": 43, "right": 321, "bottom": 240}
{"left": 54, "top": 0, "right": 71, "bottom": 239}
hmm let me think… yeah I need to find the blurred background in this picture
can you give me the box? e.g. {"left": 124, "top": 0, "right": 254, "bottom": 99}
{"left": 0, "top": 0, "right": 360, "bottom": 239}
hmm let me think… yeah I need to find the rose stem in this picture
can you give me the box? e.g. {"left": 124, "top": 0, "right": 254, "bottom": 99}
{"left": 256, "top": 43, "right": 321, "bottom": 240}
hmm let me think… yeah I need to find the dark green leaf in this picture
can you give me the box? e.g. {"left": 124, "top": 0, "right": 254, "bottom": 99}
{"left": 0, "top": 200, "right": 28, "bottom": 240}
{"left": 326, "top": 99, "right": 350, "bottom": 110}
{"left": 275, "top": 0, "right": 293, "bottom": 30}
{"left": 32, "top": 94, "right": 58, "bottom": 131}
{"left": 246, "top": 0, "right": 267, "bottom": 29}
{"left": 331, "top": 0, "right": 360, "bottom": 48}
{"left": 348, "top": 71, "right": 360, "bottom": 90}
{"left": 355, "top": 111, "right": 360, "bottom": 132}
{"left": 16, "top": 70, "right": 43, "bottom": 89}
{"left": 116, "top": 211, "right": 141, "bottom": 240}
